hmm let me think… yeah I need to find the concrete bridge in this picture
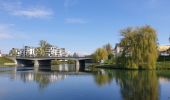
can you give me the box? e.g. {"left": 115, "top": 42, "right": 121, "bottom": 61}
{"left": 8, "top": 57, "right": 93, "bottom": 71}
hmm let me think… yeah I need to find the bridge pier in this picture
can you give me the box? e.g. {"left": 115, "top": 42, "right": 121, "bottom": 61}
{"left": 34, "top": 60, "right": 39, "bottom": 67}
{"left": 75, "top": 60, "right": 80, "bottom": 71}
{"left": 75, "top": 60, "right": 86, "bottom": 71}
{"left": 34, "top": 60, "right": 51, "bottom": 67}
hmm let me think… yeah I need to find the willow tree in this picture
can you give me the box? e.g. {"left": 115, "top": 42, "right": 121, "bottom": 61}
{"left": 93, "top": 48, "right": 108, "bottom": 63}
{"left": 118, "top": 26, "right": 158, "bottom": 69}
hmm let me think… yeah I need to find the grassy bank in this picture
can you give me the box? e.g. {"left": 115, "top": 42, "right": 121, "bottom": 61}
{"left": 157, "top": 70, "right": 170, "bottom": 78}
{"left": 0, "top": 57, "right": 15, "bottom": 66}
{"left": 92, "top": 61, "right": 170, "bottom": 70}
{"left": 156, "top": 62, "right": 170, "bottom": 70}
{"left": 95, "top": 64, "right": 120, "bottom": 69}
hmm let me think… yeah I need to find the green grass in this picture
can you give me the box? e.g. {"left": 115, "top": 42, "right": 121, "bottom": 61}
{"left": 0, "top": 57, "right": 14, "bottom": 65}
{"left": 156, "top": 61, "right": 170, "bottom": 69}
{"left": 93, "top": 61, "right": 170, "bottom": 70}
{"left": 157, "top": 70, "right": 170, "bottom": 78}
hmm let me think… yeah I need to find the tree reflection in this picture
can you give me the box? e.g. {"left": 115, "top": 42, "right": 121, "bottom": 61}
{"left": 115, "top": 70, "right": 159, "bottom": 100}
{"left": 93, "top": 69, "right": 115, "bottom": 86}
{"left": 93, "top": 69, "right": 159, "bottom": 100}
{"left": 19, "top": 71, "right": 66, "bottom": 90}
{"left": 34, "top": 73, "right": 51, "bottom": 89}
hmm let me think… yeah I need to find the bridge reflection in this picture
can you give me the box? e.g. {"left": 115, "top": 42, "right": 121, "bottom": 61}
{"left": 6, "top": 64, "right": 89, "bottom": 90}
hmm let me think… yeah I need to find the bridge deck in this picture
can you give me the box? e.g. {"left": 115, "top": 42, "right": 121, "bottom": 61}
{"left": 15, "top": 57, "right": 92, "bottom": 61}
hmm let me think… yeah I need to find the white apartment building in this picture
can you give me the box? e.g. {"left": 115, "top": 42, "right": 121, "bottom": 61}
{"left": 45, "top": 46, "right": 58, "bottom": 57}
{"left": 9, "top": 45, "right": 67, "bottom": 57}
{"left": 23, "top": 46, "right": 35, "bottom": 57}
{"left": 9, "top": 46, "right": 35, "bottom": 57}
{"left": 45, "top": 46, "right": 68, "bottom": 57}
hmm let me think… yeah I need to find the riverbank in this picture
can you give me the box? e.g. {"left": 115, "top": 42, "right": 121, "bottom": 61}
{"left": 93, "top": 61, "right": 170, "bottom": 70}
{"left": 0, "top": 57, "right": 15, "bottom": 67}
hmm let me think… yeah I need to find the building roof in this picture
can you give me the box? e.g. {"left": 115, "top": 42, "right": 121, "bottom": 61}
{"left": 158, "top": 45, "right": 170, "bottom": 52}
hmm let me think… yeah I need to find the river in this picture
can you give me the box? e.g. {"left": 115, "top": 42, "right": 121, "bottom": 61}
{"left": 0, "top": 64, "right": 170, "bottom": 100}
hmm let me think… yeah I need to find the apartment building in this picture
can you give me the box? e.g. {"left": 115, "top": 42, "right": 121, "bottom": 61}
{"left": 23, "top": 46, "right": 35, "bottom": 57}
{"left": 45, "top": 46, "right": 68, "bottom": 57}
{"left": 45, "top": 46, "right": 58, "bottom": 57}
{"left": 9, "top": 45, "right": 67, "bottom": 57}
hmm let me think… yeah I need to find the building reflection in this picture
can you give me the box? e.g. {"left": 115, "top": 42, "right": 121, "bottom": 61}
{"left": 10, "top": 69, "right": 67, "bottom": 90}
{"left": 8, "top": 64, "right": 86, "bottom": 90}
{"left": 51, "top": 64, "right": 76, "bottom": 72}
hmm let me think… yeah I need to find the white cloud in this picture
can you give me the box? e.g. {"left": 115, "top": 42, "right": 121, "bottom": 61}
{"left": 65, "top": 18, "right": 87, "bottom": 24}
{"left": 0, "top": 1, "right": 53, "bottom": 18}
{"left": 12, "top": 8, "right": 53, "bottom": 18}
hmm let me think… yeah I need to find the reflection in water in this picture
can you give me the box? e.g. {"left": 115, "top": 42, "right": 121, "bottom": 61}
{"left": 7, "top": 64, "right": 86, "bottom": 90}
{"left": 51, "top": 64, "right": 76, "bottom": 72}
{"left": 94, "top": 69, "right": 159, "bottom": 100}
{"left": 1, "top": 65, "right": 170, "bottom": 100}
{"left": 11, "top": 71, "right": 66, "bottom": 90}
{"left": 115, "top": 71, "right": 159, "bottom": 100}
{"left": 93, "top": 69, "right": 115, "bottom": 86}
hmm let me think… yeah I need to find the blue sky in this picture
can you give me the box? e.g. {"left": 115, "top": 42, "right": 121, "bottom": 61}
{"left": 0, "top": 0, "right": 170, "bottom": 54}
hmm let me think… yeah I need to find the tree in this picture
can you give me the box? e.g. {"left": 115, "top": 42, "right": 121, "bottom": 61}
{"left": 117, "top": 25, "right": 158, "bottom": 69}
{"left": 103, "top": 43, "right": 114, "bottom": 60}
{"left": 9, "top": 48, "right": 18, "bottom": 57}
{"left": 35, "top": 47, "right": 43, "bottom": 57}
{"left": 93, "top": 48, "right": 108, "bottom": 63}
{"left": 38, "top": 40, "right": 51, "bottom": 57}
{"left": 103, "top": 43, "right": 113, "bottom": 55}
{"left": 73, "top": 52, "right": 79, "bottom": 57}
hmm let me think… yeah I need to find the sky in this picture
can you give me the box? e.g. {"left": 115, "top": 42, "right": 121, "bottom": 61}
{"left": 0, "top": 0, "right": 170, "bottom": 54}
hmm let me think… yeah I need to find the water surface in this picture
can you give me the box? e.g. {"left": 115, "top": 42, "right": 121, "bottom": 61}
{"left": 0, "top": 65, "right": 170, "bottom": 100}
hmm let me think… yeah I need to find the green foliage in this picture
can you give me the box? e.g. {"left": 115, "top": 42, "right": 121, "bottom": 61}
{"left": 0, "top": 57, "right": 14, "bottom": 65}
{"left": 36, "top": 40, "right": 51, "bottom": 57}
{"left": 67, "top": 60, "right": 75, "bottom": 64}
{"left": 156, "top": 62, "right": 170, "bottom": 69}
{"left": 117, "top": 25, "right": 158, "bottom": 69}
{"left": 35, "top": 47, "right": 43, "bottom": 57}
{"left": 103, "top": 43, "right": 113, "bottom": 56}
{"left": 104, "top": 56, "right": 115, "bottom": 64}
{"left": 51, "top": 60, "right": 61, "bottom": 65}
{"left": 93, "top": 48, "right": 108, "bottom": 63}
{"left": 9, "top": 48, "right": 18, "bottom": 56}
